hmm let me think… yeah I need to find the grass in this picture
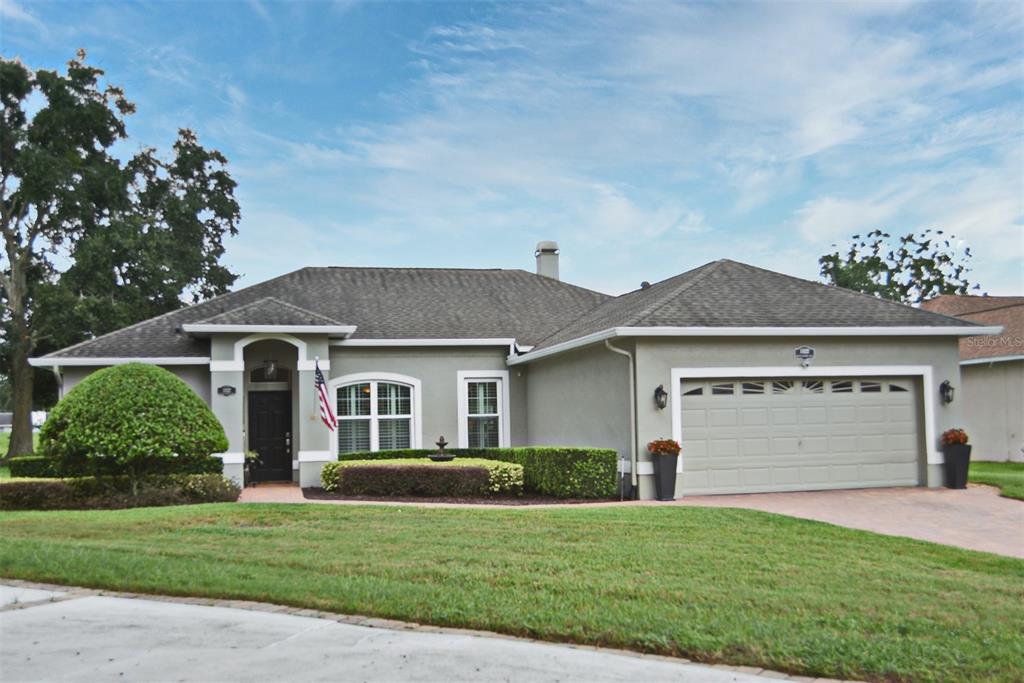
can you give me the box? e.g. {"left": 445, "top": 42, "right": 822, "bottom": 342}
{"left": 0, "top": 430, "right": 39, "bottom": 458}
{"left": 1, "top": 505, "right": 1022, "bottom": 682}
{"left": 970, "top": 462, "right": 1024, "bottom": 501}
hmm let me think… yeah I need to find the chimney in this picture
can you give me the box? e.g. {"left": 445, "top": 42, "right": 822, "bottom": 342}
{"left": 534, "top": 240, "right": 560, "bottom": 280}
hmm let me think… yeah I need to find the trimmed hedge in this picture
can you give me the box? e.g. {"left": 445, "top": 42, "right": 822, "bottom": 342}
{"left": 325, "top": 464, "right": 491, "bottom": 498}
{"left": 8, "top": 456, "right": 59, "bottom": 478}
{"left": 322, "top": 458, "right": 524, "bottom": 496}
{"left": 335, "top": 447, "right": 617, "bottom": 498}
{"left": 40, "top": 363, "right": 228, "bottom": 478}
{"left": 7, "top": 455, "right": 223, "bottom": 479}
{"left": 0, "top": 474, "right": 240, "bottom": 511}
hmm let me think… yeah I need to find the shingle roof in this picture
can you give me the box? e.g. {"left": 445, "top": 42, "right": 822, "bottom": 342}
{"left": 532, "top": 259, "right": 977, "bottom": 350}
{"left": 197, "top": 297, "right": 345, "bottom": 326}
{"left": 42, "top": 268, "right": 611, "bottom": 359}
{"left": 921, "top": 295, "right": 1024, "bottom": 361}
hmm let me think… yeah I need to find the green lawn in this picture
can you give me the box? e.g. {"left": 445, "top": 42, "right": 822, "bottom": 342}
{"left": 1, "top": 505, "right": 1021, "bottom": 682}
{"left": 0, "top": 430, "right": 39, "bottom": 457}
{"left": 970, "top": 462, "right": 1024, "bottom": 501}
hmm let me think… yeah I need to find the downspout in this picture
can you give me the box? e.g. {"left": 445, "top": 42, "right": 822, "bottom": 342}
{"left": 605, "top": 339, "right": 638, "bottom": 499}
{"left": 50, "top": 366, "right": 63, "bottom": 400}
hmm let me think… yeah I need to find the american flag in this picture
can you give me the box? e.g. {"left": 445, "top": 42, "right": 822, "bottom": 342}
{"left": 315, "top": 360, "right": 337, "bottom": 431}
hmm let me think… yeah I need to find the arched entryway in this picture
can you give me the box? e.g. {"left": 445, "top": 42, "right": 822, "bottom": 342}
{"left": 243, "top": 339, "right": 300, "bottom": 482}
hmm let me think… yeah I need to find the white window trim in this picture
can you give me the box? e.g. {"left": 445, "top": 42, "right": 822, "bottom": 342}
{"left": 327, "top": 372, "right": 422, "bottom": 456}
{"left": 457, "top": 370, "right": 511, "bottom": 448}
{"left": 669, "top": 366, "right": 940, "bottom": 473}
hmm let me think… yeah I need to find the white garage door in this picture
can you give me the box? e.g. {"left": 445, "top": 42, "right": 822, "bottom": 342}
{"left": 678, "top": 377, "right": 922, "bottom": 495}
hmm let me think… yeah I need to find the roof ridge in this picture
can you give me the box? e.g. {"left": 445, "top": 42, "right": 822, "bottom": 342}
{"left": 41, "top": 268, "right": 309, "bottom": 358}
{"left": 630, "top": 260, "right": 727, "bottom": 326}
{"left": 719, "top": 259, "right": 982, "bottom": 328}
{"left": 199, "top": 296, "right": 345, "bottom": 325}
{"left": 528, "top": 260, "right": 722, "bottom": 348}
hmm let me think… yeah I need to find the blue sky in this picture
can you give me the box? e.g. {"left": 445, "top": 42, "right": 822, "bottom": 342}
{"left": 3, "top": 0, "right": 1022, "bottom": 295}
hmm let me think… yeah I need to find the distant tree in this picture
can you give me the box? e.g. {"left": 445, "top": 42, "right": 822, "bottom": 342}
{"left": 0, "top": 50, "right": 240, "bottom": 458}
{"left": 819, "top": 229, "right": 980, "bottom": 305}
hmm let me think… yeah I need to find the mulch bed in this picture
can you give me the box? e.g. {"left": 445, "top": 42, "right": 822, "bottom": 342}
{"left": 302, "top": 488, "right": 619, "bottom": 506}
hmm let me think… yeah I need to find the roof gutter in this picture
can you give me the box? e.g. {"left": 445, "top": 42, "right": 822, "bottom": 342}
{"left": 509, "top": 325, "right": 1006, "bottom": 366}
{"left": 960, "top": 354, "right": 1024, "bottom": 366}
{"left": 182, "top": 324, "right": 357, "bottom": 336}
{"left": 29, "top": 356, "right": 212, "bottom": 367}
{"left": 605, "top": 339, "right": 638, "bottom": 496}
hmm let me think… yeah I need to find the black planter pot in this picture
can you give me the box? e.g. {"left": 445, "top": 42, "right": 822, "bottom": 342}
{"left": 942, "top": 444, "right": 972, "bottom": 489}
{"left": 653, "top": 454, "right": 679, "bottom": 501}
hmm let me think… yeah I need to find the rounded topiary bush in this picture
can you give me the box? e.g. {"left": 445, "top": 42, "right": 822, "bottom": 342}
{"left": 40, "top": 363, "right": 228, "bottom": 480}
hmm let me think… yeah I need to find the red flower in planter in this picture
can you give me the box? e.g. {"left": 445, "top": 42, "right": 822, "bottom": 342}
{"left": 647, "top": 438, "right": 681, "bottom": 457}
{"left": 941, "top": 428, "right": 969, "bottom": 446}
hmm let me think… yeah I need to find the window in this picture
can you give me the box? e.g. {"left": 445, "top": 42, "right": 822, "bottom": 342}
{"left": 250, "top": 366, "right": 290, "bottom": 383}
{"left": 772, "top": 380, "right": 794, "bottom": 395}
{"left": 458, "top": 371, "right": 510, "bottom": 448}
{"left": 889, "top": 383, "right": 908, "bottom": 392}
{"left": 830, "top": 380, "right": 853, "bottom": 393}
{"left": 682, "top": 386, "right": 703, "bottom": 396}
{"left": 741, "top": 381, "right": 765, "bottom": 395}
{"left": 860, "top": 381, "right": 882, "bottom": 393}
{"left": 802, "top": 380, "right": 824, "bottom": 394}
{"left": 467, "top": 381, "right": 500, "bottom": 448}
{"left": 711, "top": 382, "right": 734, "bottom": 395}
{"left": 337, "top": 379, "right": 416, "bottom": 453}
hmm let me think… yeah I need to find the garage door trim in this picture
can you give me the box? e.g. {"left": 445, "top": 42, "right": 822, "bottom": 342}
{"left": 669, "top": 365, "right": 939, "bottom": 472}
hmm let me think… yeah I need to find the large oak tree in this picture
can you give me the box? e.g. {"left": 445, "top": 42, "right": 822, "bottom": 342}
{"left": 1, "top": 50, "right": 240, "bottom": 457}
{"left": 819, "top": 229, "right": 980, "bottom": 305}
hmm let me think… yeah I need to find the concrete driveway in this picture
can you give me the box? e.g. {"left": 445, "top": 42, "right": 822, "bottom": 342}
{"left": 679, "top": 485, "right": 1024, "bottom": 558}
{"left": 0, "top": 584, "right": 840, "bottom": 683}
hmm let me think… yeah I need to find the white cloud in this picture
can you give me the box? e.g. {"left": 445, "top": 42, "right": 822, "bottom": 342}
{"left": 0, "top": 0, "right": 46, "bottom": 35}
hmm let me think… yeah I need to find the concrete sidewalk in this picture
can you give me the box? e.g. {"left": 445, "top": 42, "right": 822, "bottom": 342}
{"left": 0, "top": 583, "right": 848, "bottom": 683}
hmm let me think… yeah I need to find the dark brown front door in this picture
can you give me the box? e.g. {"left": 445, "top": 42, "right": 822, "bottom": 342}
{"left": 248, "top": 391, "right": 292, "bottom": 482}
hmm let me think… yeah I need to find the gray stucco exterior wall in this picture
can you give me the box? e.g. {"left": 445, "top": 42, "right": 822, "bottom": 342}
{"left": 524, "top": 343, "right": 631, "bottom": 464}
{"left": 328, "top": 345, "right": 525, "bottom": 446}
{"left": 961, "top": 360, "right": 1024, "bottom": 462}
{"left": 61, "top": 365, "right": 211, "bottom": 403}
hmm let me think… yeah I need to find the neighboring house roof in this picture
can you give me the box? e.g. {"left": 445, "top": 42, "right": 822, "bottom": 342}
{"left": 532, "top": 259, "right": 977, "bottom": 350}
{"left": 39, "top": 268, "right": 611, "bottom": 359}
{"left": 921, "top": 295, "right": 1024, "bottom": 362}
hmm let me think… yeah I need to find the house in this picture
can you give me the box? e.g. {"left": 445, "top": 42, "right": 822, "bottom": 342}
{"left": 921, "top": 295, "right": 1023, "bottom": 462}
{"left": 30, "top": 242, "right": 999, "bottom": 499}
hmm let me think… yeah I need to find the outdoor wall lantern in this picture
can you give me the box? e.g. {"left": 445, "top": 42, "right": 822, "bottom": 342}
{"left": 654, "top": 384, "right": 668, "bottom": 410}
{"left": 939, "top": 380, "right": 955, "bottom": 405}
{"left": 263, "top": 358, "right": 278, "bottom": 380}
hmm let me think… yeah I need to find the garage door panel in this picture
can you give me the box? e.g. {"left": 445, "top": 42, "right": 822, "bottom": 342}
{"left": 741, "top": 408, "right": 769, "bottom": 426}
{"left": 681, "top": 409, "right": 707, "bottom": 428}
{"left": 742, "top": 438, "right": 771, "bottom": 455}
{"left": 680, "top": 375, "right": 923, "bottom": 495}
{"left": 710, "top": 409, "right": 738, "bottom": 427}
{"left": 710, "top": 439, "right": 738, "bottom": 457}
{"left": 800, "top": 407, "right": 827, "bottom": 424}
{"left": 770, "top": 407, "right": 799, "bottom": 424}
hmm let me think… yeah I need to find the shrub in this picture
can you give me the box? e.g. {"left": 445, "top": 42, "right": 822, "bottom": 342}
{"left": 0, "top": 474, "right": 240, "bottom": 511}
{"left": 322, "top": 458, "right": 523, "bottom": 496}
{"left": 325, "top": 463, "right": 490, "bottom": 498}
{"left": 40, "top": 363, "right": 228, "bottom": 487}
{"left": 8, "top": 456, "right": 58, "bottom": 478}
{"left": 7, "top": 454, "right": 223, "bottom": 479}
{"left": 334, "top": 447, "right": 617, "bottom": 498}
